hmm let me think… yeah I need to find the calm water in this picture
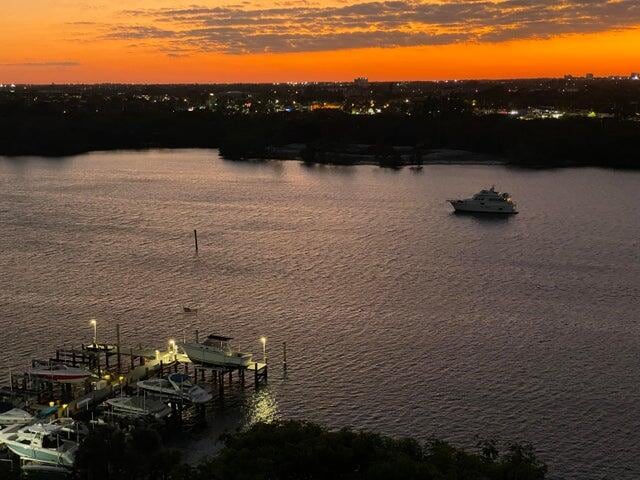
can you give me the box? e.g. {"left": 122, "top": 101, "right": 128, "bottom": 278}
{"left": 1, "top": 150, "right": 639, "bottom": 478}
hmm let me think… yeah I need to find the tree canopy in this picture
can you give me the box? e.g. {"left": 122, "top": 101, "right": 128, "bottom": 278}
{"left": 75, "top": 420, "right": 547, "bottom": 480}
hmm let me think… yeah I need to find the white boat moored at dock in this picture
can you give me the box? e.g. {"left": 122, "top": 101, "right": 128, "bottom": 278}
{"left": 105, "top": 395, "right": 173, "bottom": 419}
{"left": 137, "top": 373, "right": 212, "bottom": 404}
{"left": 27, "top": 362, "right": 94, "bottom": 384}
{"left": 181, "top": 334, "right": 253, "bottom": 367}
{"left": 0, "top": 408, "right": 34, "bottom": 426}
{"left": 0, "top": 423, "right": 78, "bottom": 468}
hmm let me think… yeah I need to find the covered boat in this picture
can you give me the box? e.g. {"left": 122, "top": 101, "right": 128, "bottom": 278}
{"left": 27, "top": 362, "right": 93, "bottom": 384}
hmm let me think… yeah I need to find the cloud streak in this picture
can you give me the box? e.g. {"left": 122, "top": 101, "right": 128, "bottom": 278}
{"left": 1, "top": 61, "right": 81, "bottom": 67}
{"left": 101, "top": 0, "right": 640, "bottom": 54}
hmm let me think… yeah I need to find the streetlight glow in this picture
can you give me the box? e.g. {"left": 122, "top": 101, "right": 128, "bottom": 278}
{"left": 90, "top": 319, "right": 97, "bottom": 344}
{"left": 260, "top": 337, "right": 267, "bottom": 364}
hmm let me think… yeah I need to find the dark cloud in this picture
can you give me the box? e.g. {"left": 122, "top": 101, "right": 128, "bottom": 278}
{"left": 103, "top": 25, "right": 179, "bottom": 40}
{"left": 105, "top": 0, "right": 640, "bottom": 54}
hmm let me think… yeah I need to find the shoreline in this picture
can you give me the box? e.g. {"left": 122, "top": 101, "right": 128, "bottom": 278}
{"left": 1, "top": 146, "right": 638, "bottom": 171}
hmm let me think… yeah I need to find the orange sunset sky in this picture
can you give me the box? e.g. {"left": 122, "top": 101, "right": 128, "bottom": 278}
{"left": 2, "top": 0, "right": 640, "bottom": 83}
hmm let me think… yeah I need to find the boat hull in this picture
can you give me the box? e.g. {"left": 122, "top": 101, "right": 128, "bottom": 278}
{"left": 4, "top": 441, "right": 76, "bottom": 467}
{"left": 28, "top": 373, "right": 91, "bottom": 384}
{"left": 181, "top": 343, "right": 253, "bottom": 367}
{"left": 449, "top": 200, "right": 518, "bottom": 214}
{"left": 105, "top": 397, "right": 172, "bottom": 419}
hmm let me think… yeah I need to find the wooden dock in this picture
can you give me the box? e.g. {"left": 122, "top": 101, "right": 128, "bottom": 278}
{"left": 0, "top": 325, "right": 271, "bottom": 418}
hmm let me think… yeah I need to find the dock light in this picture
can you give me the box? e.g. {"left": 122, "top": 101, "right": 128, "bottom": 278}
{"left": 90, "top": 319, "right": 97, "bottom": 344}
{"left": 260, "top": 337, "right": 267, "bottom": 364}
{"left": 169, "top": 339, "right": 176, "bottom": 353}
{"left": 49, "top": 401, "right": 55, "bottom": 408}
{"left": 118, "top": 375, "right": 125, "bottom": 383}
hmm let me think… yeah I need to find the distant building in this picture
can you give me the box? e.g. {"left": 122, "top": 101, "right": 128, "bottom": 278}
{"left": 631, "top": 73, "right": 640, "bottom": 81}
{"left": 354, "top": 77, "right": 369, "bottom": 88}
{"left": 586, "top": 73, "right": 594, "bottom": 80}
{"left": 564, "top": 75, "right": 574, "bottom": 81}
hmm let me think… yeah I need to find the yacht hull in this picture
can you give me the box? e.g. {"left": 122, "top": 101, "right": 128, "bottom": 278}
{"left": 450, "top": 201, "right": 518, "bottom": 214}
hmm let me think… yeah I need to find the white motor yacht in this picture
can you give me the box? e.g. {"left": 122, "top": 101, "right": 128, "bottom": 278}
{"left": 449, "top": 186, "right": 518, "bottom": 214}
{"left": 181, "top": 335, "right": 253, "bottom": 367}
{"left": 136, "top": 373, "right": 212, "bottom": 404}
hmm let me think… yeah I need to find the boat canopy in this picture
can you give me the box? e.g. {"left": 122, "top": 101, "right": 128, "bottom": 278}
{"left": 206, "top": 334, "right": 233, "bottom": 341}
{"left": 24, "top": 424, "right": 61, "bottom": 435}
{"left": 168, "top": 373, "right": 192, "bottom": 384}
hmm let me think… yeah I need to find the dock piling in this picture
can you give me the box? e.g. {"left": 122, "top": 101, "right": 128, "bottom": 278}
{"left": 194, "top": 229, "right": 199, "bottom": 252}
{"left": 116, "top": 324, "right": 121, "bottom": 372}
{"left": 283, "top": 342, "right": 287, "bottom": 372}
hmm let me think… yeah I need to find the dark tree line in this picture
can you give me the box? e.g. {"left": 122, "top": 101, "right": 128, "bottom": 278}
{"left": 1, "top": 110, "right": 639, "bottom": 168}
{"left": 70, "top": 420, "right": 547, "bottom": 480}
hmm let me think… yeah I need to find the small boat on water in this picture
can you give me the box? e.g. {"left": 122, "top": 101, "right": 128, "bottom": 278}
{"left": 104, "top": 396, "right": 172, "bottom": 419}
{"left": 0, "top": 408, "right": 34, "bottom": 426}
{"left": 182, "top": 306, "right": 198, "bottom": 314}
{"left": 448, "top": 186, "right": 518, "bottom": 214}
{"left": 181, "top": 335, "right": 253, "bottom": 368}
{"left": 136, "top": 373, "right": 212, "bottom": 404}
{"left": 27, "top": 362, "right": 94, "bottom": 384}
{"left": 0, "top": 423, "right": 78, "bottom": 467}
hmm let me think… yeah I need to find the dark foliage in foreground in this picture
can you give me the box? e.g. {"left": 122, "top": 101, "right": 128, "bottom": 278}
{"left": 75, "top": 421, "right": 546, "bottom": 480}
{"left": 1, "top": 110, "right": 639, "bottom": 168}
{"left": 75, "top": 424, "right": 183, "bottom": 480}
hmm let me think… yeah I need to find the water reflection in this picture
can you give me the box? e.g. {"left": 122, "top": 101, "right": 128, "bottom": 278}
{"left": 299, "top": 162, "right": 356, "bottom": 176}
{"left": 450, "top": 211, "right": 515, "bottom": 223}
{"left": 3, "top": 150, "right": 640, "bottom": 478}
{"left": 243, "top": 386, "right": 280, "bottom": 426}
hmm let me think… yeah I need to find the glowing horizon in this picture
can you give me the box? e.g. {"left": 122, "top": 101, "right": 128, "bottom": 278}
{"left": 2, "top": 0, "right": 640, "bottom": 83}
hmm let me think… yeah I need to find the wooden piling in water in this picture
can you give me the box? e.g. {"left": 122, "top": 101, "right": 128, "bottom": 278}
{"left": 194, "top": 229, "right": 199, "bottom": 252}
{"left": 283, "top": 342, "right": 287, "bottom": 371}
{"left": 116, "top": 324, "right": 121, "bottom": 372}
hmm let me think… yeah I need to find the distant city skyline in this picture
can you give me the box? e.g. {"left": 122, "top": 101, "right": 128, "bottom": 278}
{"left": 3, "top": 0, "right": 640, "bottom": 83}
